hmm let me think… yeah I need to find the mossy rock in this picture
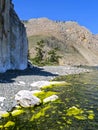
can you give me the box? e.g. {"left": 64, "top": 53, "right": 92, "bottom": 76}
{"left": 11, "top": 109, "right": 24, "bottom": 117}
{"left": 87, "top": 110, "right": 95, "bottom": 120}
{"left": 0, "top": 111, "right": 9, "bottom": 118}
{"left": 4, "top": 121, "right": 15, "bottom": 128}
{"left": 30, "top": 105, "right": 51, "bottom": 121}
{"left": 42, "top": 81, "right": 71, "bottom": 89}
{"left": 34, "top": 91, "right": 58, "bottom": 101}
{"left": 66, "top": 106, "right": 84, "bottom": 116}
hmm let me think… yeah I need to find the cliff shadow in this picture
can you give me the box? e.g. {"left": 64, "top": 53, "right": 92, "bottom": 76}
{"left": 0, "top": 66, "right": 58, "bottom": 83}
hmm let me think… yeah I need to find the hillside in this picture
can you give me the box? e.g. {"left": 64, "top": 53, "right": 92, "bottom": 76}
{"left": 24, "top": 18, "right": 98, "bottom": 66}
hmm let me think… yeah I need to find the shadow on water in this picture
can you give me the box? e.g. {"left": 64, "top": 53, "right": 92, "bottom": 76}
{"left": 0, "top": 66, "right": 58, "bottom": 83}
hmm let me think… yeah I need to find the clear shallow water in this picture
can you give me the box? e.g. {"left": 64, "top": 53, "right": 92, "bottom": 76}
{"left": 1, "top": 69, "right": 98, "bottom": 130}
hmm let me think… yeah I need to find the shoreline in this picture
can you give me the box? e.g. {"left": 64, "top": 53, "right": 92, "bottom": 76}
{"left": 0, "top": 65, "right": 91, "bottom": 111}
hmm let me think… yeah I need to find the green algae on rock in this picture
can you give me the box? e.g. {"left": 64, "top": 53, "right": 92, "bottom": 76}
{"left": 66, "top": 106, "right": 95, "bottom": 121}
{"left": 4, "top": 121, "right": 15, "bottom": 128}
{"left": 88, "top": 114, "right": 95, "bottom": 120}
{"left": 87, "top": 110, "right": 95, "bottom": 120}
{"left": 66, "top": 106, "right": 87, "bottom": 120}
{"left": 30, "top": 105, "right": 51, "bottom": 121}
{"left": 66, "top": 106, "right": 84, "bottom": 116}
{"left": 11, "top": 109, "right": 24, "bottom": 116}
{"left": 0, "top": 111, "right": 9, "bottom": 118}
{"left": 0, "top": 125, "right": 3, "bottom": 129}
{"left": 34, "top": 91, "right": 58, "bottom": 101}
{"left": 42, "top": 81, "right": 71, "bottom": 89}
{"left": 74, "top": 115, "right": 87, "bottom": 120}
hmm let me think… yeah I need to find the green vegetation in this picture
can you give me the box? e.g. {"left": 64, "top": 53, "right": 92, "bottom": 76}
{"left": 0, "top": 112, "right": 9, "bottom": 118}
{"left": 34, "top": 91, "right": 57, "bottom": 101}
{"left": 42, "top": 81, "right": 71, "bottom": 89}
{"left": 11, "top": 109, "right": 24, "bottom": 117}
{"left": 31, "top": 40, "right": 45, "bottom": 65}
{"left": 4, "top": 121, "right": 15, "bottom": 128}
{"left": 30, "top": 105, "right": 51, "bottom": 121}
{"left": 28, "top": 40, "right": 62, "bottom": 66}
{"left": 48, "top": 47, "right": 62, "bottom": 64}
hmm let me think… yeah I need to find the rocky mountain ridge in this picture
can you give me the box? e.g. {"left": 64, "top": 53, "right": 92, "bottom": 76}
{"left": 24, "top": 18, "right": 98, "bottom": 66}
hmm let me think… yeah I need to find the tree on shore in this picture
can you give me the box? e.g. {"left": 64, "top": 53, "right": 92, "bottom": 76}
{"left": 29, "top": 40, "right": 62, "bottom": 66}
{"left": 48, "top": 47, "right": 62, "bottom": 64}
{"left": 33, "top": 40, "right": 45, "bottom": 65}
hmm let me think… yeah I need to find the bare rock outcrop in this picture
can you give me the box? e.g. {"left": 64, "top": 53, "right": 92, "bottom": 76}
{"left": 0, "top": 0, "right": 28, "bottom": 72}
{"left": 25, "top": 18, "right": 98, "bottom": 66}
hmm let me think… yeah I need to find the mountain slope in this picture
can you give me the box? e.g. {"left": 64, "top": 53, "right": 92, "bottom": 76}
{"left": 24, "top": 18, "right": 98, "bottom": 66}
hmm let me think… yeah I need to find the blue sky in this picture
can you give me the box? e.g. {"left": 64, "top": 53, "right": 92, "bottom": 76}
{"left": 12, "top": 0, "right": 98, "bottom": 34}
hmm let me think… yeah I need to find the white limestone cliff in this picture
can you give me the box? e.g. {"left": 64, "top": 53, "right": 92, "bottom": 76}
{"left": 0, "top": 0, "right": 28, "bottom": 72}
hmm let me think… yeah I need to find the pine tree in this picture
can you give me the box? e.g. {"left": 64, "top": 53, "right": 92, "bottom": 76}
{"left": 48, "top": 47, "right": 61, "bottom": 64}
{"left": 33, "top": 40, "right": 45, "bottom": 64}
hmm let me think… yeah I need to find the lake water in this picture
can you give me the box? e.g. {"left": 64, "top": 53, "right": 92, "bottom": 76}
{"left": 0, "top": 68, "right": 98, "bottom": 130}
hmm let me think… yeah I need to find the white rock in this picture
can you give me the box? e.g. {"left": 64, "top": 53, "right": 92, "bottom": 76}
{"left": 0, "top": 97, "right": 6, "bottom": 102}
{"left": 43, "top": 95, "right": 59, "bottom": 103}
{"left": 17, "top": 81, "right": 26, "bottom": 86}
{"left": 50, "top": 81, "right": 65, "bottom": 85}
{"left": 15, "top": 90, "right": 41, "bottom": 107}
{"left": 15, "top": 90, "right": 31, "bottom": 100}
{"left": 30, "top": 81, "right": 50, "bottom": 89}
{"left": 0, "top": 103, "right": 4, "bottom": 107}
{"left": 30, "top": 81, "right": 65, "bottom": 89}
{"left": 31, "top": 90, "right": 42, "bottom": 95}
{"left": 0, "top": 111, "right": 7, "bottom": 115}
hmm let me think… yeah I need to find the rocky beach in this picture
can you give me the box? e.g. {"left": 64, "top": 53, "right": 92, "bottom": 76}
{"left": 0, "top": 65, "right": 90, "bottom": 112}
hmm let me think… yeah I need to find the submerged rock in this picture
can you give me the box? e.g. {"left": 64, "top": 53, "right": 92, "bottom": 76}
{"left": 66, "top": 106, "right": 84, "bottom": 116}
{"left": 15, "top": 90, "right": 41, "bottom": 107}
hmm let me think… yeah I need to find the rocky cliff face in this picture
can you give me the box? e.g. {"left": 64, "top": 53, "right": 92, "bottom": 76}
{"left": 0, "top": 0, "right": 28, "bottom": 72}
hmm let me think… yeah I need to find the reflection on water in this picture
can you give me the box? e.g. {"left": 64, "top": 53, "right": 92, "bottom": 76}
{"left": 1, "top": 69, "right": 98, "bottom": 129}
